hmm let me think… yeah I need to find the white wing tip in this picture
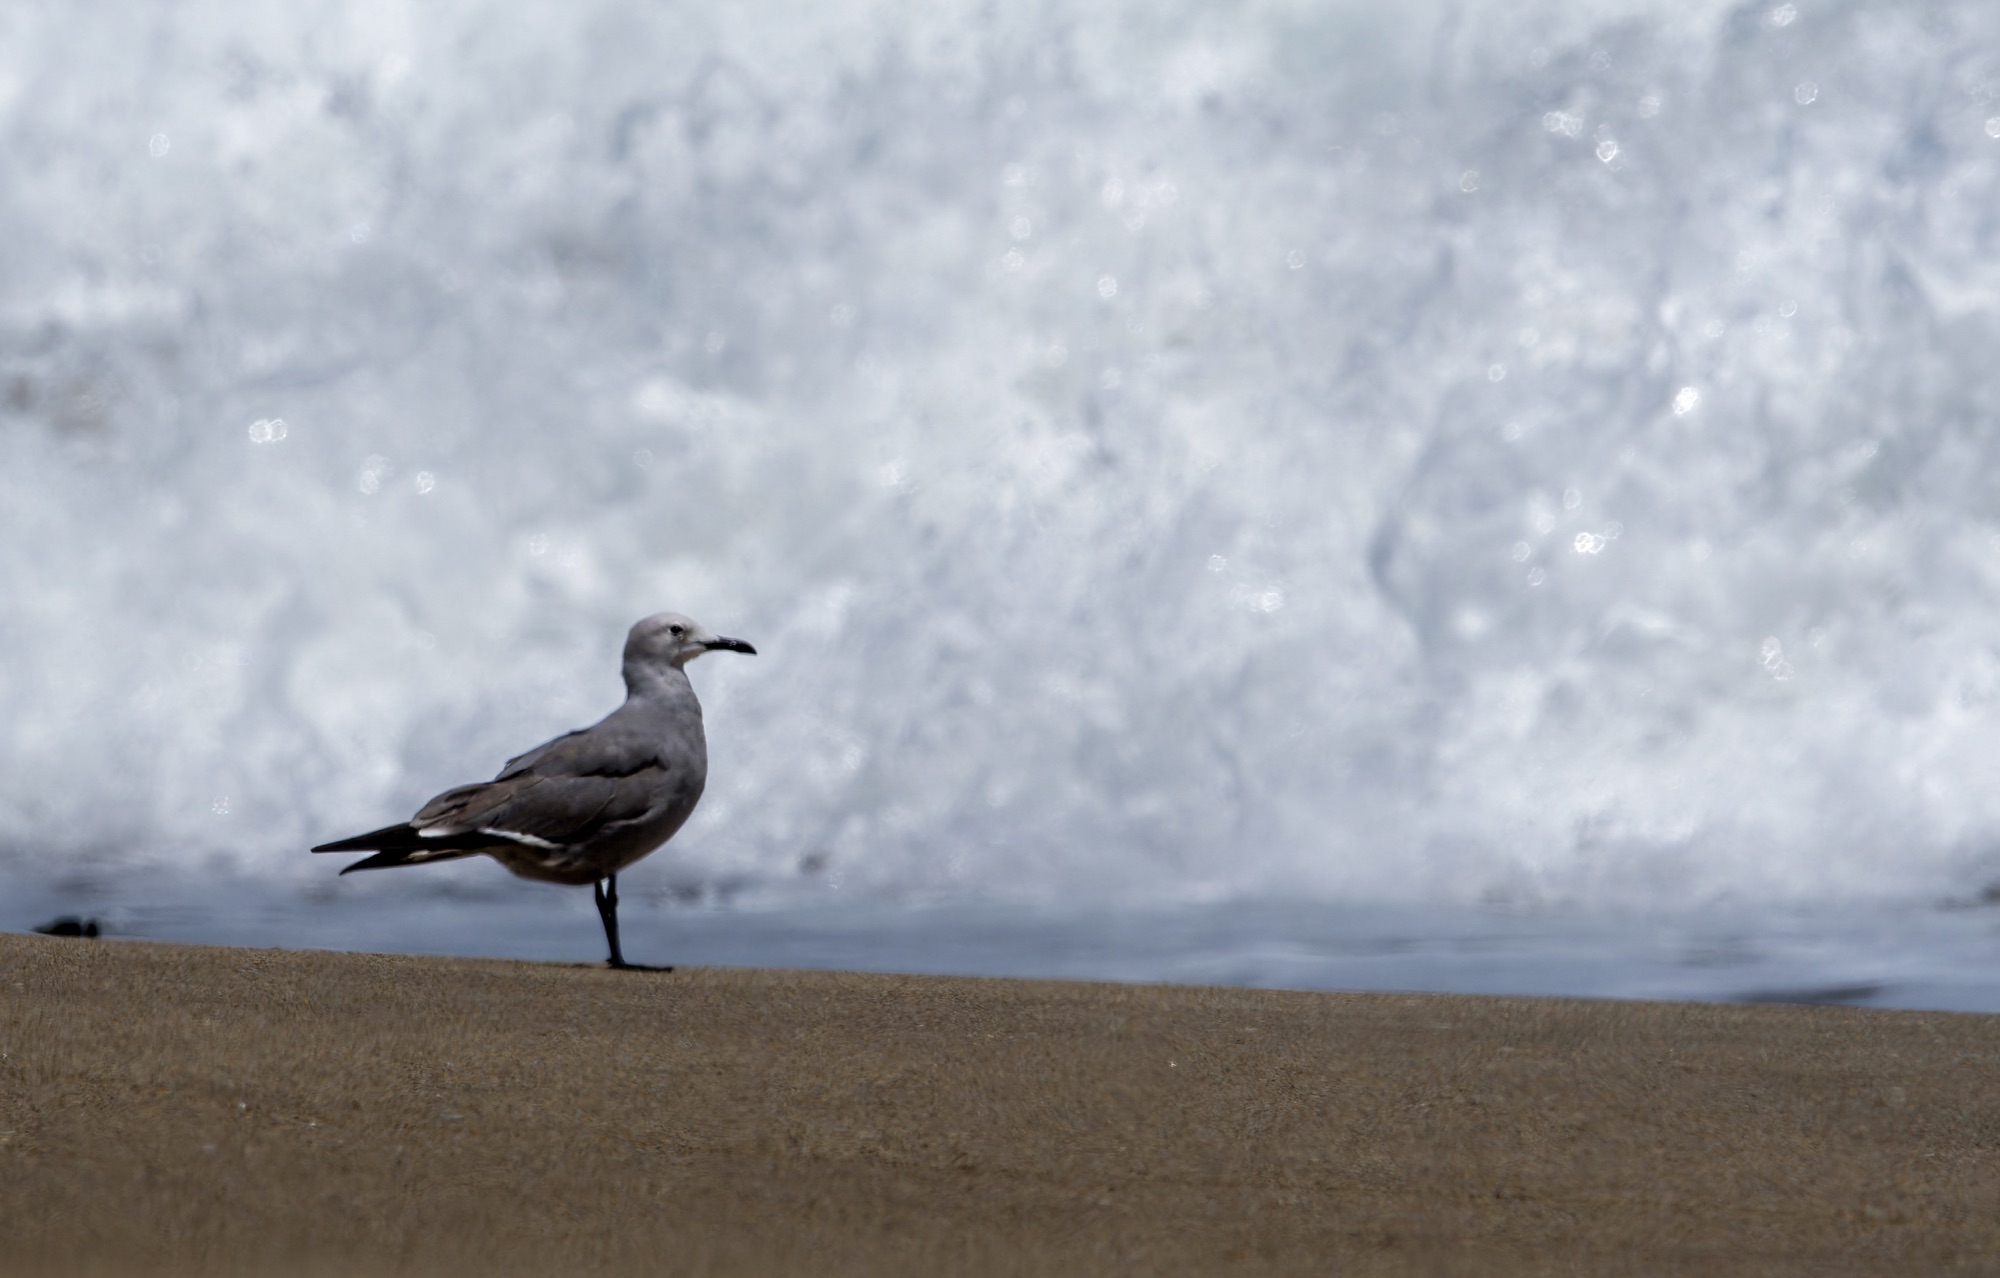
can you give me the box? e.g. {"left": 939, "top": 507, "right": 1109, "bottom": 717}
{"left": 478, "top": 827, "right": 563, "bottom": 850}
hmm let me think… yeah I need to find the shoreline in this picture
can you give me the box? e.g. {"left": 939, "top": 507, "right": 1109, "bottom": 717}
{"left": 5, "top": 932, "right": 1998, "bottom": 1274}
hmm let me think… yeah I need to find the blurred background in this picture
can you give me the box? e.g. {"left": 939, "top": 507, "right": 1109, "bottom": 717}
{"left": 7, "top": 0, "right": 2000, "bottom": 1006}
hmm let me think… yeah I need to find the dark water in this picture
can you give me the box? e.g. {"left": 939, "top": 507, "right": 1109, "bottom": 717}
{"left": 16, "top": 867, "right": 2000, "bottom": 1013}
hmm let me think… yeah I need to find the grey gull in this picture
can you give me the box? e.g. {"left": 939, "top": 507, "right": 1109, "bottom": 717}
{"left": 312, "top": 612, "right": 755, "bottom": 970}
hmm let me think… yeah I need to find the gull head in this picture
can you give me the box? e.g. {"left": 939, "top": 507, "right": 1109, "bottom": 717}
{"left": 624, "top": 611, "right": 757, "bottom": 674}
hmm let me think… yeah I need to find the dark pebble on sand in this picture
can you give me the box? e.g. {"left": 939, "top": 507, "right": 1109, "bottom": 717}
{"left": 33, "top": 916, "right": 100, "bottom": 938}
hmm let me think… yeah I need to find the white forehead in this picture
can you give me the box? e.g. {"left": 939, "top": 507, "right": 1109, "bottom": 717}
{"left": 633, "top": 611, "right": 699, "bottom": 636}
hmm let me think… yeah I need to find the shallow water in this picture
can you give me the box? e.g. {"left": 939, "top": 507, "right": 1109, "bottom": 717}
{"left": 5, "top": 1, "right": 2000, "bottom": 1006}
{"left": 15, "top": 870, "right": 2000, "bottom": 1014}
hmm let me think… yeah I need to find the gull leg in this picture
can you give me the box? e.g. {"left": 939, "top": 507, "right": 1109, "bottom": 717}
{"left": 596, "top": 874, "right": 672, "bottom": 972}
{"left": 595, "top": 876, "right": 625, "bottom": 967}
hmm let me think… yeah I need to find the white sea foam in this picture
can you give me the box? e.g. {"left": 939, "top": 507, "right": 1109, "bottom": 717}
{"left": 4, "top": 0, "right": 2000, "bottom": 919}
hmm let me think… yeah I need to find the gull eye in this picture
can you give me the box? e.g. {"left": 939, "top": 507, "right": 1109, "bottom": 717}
{"left": 669, "top": 624, "right": 685, "bottom": 637}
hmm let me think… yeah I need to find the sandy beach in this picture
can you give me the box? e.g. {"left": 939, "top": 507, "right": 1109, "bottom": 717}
{"left": 3, "top": 931, "right": 1997, "bottom": 1275}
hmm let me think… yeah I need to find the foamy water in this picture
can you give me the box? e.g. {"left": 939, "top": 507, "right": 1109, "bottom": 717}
{"left": 6, "top": 1, "right": 2000, "bottom": 1003}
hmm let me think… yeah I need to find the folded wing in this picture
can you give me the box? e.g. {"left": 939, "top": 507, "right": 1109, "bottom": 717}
{"left": 312, "top": 725, "right": 683, "bottom": 874}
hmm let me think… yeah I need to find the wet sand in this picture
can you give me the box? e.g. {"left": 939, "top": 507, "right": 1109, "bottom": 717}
{"left": 3, "top": 931, "right": 1998, "bottom": 1275}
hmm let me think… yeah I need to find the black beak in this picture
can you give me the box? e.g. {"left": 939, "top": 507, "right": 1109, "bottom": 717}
{"left": 705, "top": 636, "right": 757, "bottom": 655}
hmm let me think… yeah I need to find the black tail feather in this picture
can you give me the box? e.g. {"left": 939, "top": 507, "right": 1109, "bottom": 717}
{"left": 313, "top": 823, "right": 510, "bottom": 853}
{"left": 336, "top": 847, "right": 479, "bottom": 875}
{"left": 314, "top": 823, "right": 497, "bottom": 875}
{"left": 312, "top": 823, "right": 431, "bottom": 853}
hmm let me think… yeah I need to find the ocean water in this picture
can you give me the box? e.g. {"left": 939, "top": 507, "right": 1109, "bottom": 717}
{"left": 6, "top": 0, "right": 2000, "bottom": 1009}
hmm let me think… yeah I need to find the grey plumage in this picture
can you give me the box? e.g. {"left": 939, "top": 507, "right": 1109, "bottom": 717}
{"left": 312, "top": 612, "right": 755, "bottom": 968}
